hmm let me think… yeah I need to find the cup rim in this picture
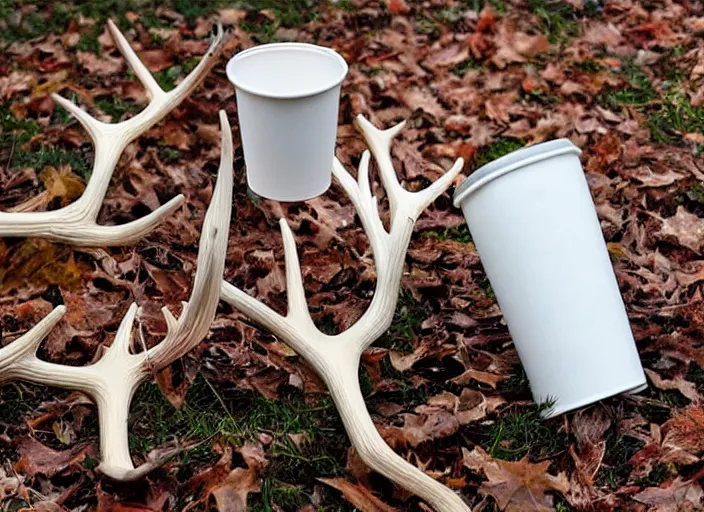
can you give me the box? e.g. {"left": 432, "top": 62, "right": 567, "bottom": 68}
{"left": 452, "top": 138, "right": 582, "bottom": 207}
{"left": 226, "top": 42, "right": 349, "bottom": 99}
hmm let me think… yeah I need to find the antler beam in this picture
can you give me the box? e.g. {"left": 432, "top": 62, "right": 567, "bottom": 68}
{"left": 221, "top": 115, "right": 468, "bottom": 512}
{"left": 0, "top": 20, "right": 227, "bottom": 246}
{"left": 0, "top": 111, "right": 233, "bottom": 481}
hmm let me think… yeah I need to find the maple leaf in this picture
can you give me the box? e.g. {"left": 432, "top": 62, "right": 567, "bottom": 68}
{"left": 318, "top": 477, "right": 400, "bottom": 512}
{"left": 463, "top": 447, "right": 569, "bottom": 511}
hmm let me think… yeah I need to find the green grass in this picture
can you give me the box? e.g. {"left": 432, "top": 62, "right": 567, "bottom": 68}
{"left": 528, "top": 0, "right": 580, "bottom": 44}
{"left": 158, "top": 146, "right": 182, "bottom": 164}
{"left": 12, "top": 146, "right": 91, "bottom": 179}
{"left": 473, "top": 137, "right": 526, "bottom": 169}
{"left": 599, "top": 61, "right": 704, "bottom": 144}
{"left": 648, "top": 92, "right": 704, "bottom": 144}
{"left": 636, "top": 463, "right": 674, "bottom": 487}
{"left": 1, "top": 105, "right": 41, "bottom": 147}
{"left": 423, "top": 224, "right": 471, "bottom": 244}
{"left": 459, "top": 0, "right": 508, "bottom": 13}
{"left": 686, "top": 363, "right": 704, "bottom": 391}
{"left": 375, "top": 289, "right": 425, "bottom": 354}
{"left": 129, "top": 373, "right": 349, "bottom": 480}
{"left": 240, "top": 20, "right": 279, "bottom": 44}
{"left": 483, "top": 402, "right": 568, "bottom": 461}
{"left": 76, "top": 25, "right": 103, "bottom": 55}
{"left": 601, "top": 61, "right": 656, "bottom": 108}
{"left": 683, "top": 184, "right": 704, "bottom": 205}
{"left": 0, "top": 0, "right": 321, "bottom": 43}
{"left": 597, "top": 432, "right": 645, "bottom": 489}
{"left": 241, "top": 0, "right": 319, "bottom": 27}
{"left": 0, "top": 383, "right": 46, "bottom": 424}
{"left": 154, "top": 65, "right": 185, "bottom": 92}
{"left": 95, "top": 98, "right": 141, "bottom": 122}
{"left": 414, "top": 17, "right": 442, "bottom": 39}
{"left": 451, "top": 59, "right": 483, "bottom": 77}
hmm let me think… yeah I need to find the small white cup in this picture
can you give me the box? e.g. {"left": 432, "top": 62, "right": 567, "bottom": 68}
{"left": 226, "top": 43, "right": 348, "bottom": 202}
{"left": 453, "top": 140, "right": 646, "bottom": 418}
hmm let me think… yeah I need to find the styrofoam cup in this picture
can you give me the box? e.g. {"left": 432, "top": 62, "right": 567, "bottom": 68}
{"left": 226, "top": 43, "right": 348, "bottom": 202}
{"left": 453, "top": 140, "right": 646, "bottom": 418}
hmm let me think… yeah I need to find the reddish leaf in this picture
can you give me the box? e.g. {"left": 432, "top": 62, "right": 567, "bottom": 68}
{"left": 318, "top": 478, "right": 400, "bottom": 512}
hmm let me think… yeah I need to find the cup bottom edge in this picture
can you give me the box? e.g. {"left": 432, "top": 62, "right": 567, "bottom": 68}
{"left": 539, "top": 377, "right": 648, "bottom": 420}
{"left": 248, "top": 179, "right": 332, "bottom": 202}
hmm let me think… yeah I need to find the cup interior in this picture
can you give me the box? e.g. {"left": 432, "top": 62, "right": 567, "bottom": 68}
{"left": 227, "top": 43, "right": 348, "bottom": 99}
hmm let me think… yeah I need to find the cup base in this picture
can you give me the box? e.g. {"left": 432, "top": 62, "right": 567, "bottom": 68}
{"left": 540, "top": 377, "right": 648, "bottom": 419}
{"left": 247, "top": 177, "right": 332, "bottom": 202}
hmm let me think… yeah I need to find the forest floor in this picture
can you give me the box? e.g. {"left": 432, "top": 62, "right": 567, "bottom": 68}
{"left": 1, "top": 0, "right": 704, "bottom": 510}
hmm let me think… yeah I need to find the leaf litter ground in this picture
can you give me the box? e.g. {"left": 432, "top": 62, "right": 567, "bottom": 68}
{"left": 1, "top": 0, "right": 704, "bottom": 510}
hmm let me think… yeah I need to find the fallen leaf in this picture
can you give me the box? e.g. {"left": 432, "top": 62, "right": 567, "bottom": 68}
{"left": 14, "top": 437, "right": 94, "bottom": 478}
{"left": 662, "top": 406, "right": 704, "bottom": 455}
{"left": 318, "top": 478, "right": 400, "bottom": 512}
{"left": 77, "top": 51, "right": 124, "bottom": 75}
{"left": 463, "top": 446, "right": 569, "bottom": 511}
{"left": 186, "top": 442, "right": 266, "bottom": 512}
{"left": 658, "top": 207, "right": 704, "bottom": 254}
{"left": 634, "top": 478, "right": 704, "bottom": 511}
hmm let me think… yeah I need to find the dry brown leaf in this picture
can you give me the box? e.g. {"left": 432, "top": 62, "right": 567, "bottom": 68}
{"left": 77, "top": 51, "right": 124, "bottom": 75}
{"left": 401, "top": 410, "right": 459, "bottom": 447}
{"left": 186, "top": 442, "right": 266, "bottom": 512}
{"left": 662, "top": 406, "right": 704, "bottom": 455}
{"left": 645, "top": 369, "right": 701, "bottom": 403}
{"left": 14, "top": 437, "right": 94, "bottom": 478}
{"left": 463, "top": 446, "right": 569, "bottom": 511}
{"left": 658, "top": 207, "right": 704, "bottom": 254}
{"left": 318, "top": 477, "right": 400, "bottom": 512}
{"left": 633, "top": 478, "right": 704, "bottom": 511}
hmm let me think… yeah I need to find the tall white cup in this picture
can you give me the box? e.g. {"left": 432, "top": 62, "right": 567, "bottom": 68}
{"left": 453, "top": 140, "right": 646, "bottom": 418}
{"left": 226, "top": 43, "right": 348, "bottom": 202}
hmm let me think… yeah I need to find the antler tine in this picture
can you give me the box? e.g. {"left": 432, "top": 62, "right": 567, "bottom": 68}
{"left": 0, "top": 21, "right": 227, "bottom": 246}
{"left": 221, "top": 117, "right": 469, "bottom": 511}
{"left": 0, "top": 306, "right": 66, "bottom": 379}
{"left": 107, "top": 18, "right": 164, "bottom": 100}
{"left": 146, "top": 110, "right": 233, "bottom": 368}
{"left": 4, "top": 111, "right": 233, "bottom": 481}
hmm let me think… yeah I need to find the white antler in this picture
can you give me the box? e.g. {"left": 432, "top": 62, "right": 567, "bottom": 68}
{"left": 0, "top": 20, "right": 227, "bottom": 246}
{"left": 0, "top": 111, "right": 233, "bottom": 481}
{"left": 221, "top": 115, "right": 467, "bottom": 512}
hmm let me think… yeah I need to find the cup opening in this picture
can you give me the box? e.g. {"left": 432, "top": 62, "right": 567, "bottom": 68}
{"left": 226, "top": 43, "right": 348, "bottom": 99}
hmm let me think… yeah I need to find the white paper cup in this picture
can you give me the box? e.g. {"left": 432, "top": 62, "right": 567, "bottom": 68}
{"left": 453, "top": 140, "right": 646, "bottom": 418}
{"left": 226, "top": 43, "right": 348, "bottom": 202}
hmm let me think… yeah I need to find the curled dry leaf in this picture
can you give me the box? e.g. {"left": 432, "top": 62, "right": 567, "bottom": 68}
{"left": 645, "top": 369, "right": 702, "bottom": 403}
